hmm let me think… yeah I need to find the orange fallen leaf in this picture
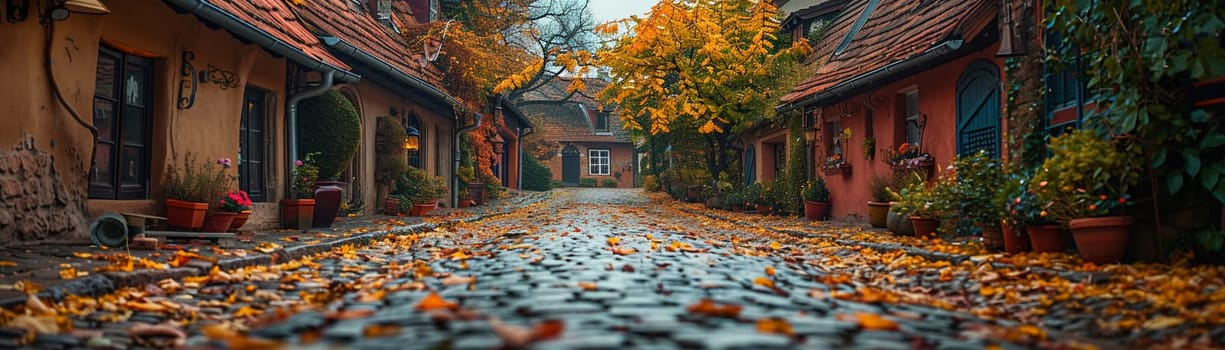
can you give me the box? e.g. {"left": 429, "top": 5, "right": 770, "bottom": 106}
{"left": 324, "top": 309, "right": 375, "bottom": 321}
{"left": 607, "top": 237, "right": 620, "bottom": 246}
{"left": 442, "top": 275, "right": 475, "bottom": 286}
{"left": 200, "top": 324, "right": 283, "bottom": 350}
{"left": 0, "top": 261, "right": 17, "bottom": 267}
{"left": 753, "top": 276, "right": 775, "bottom": 289}
{"left": 612, "top": 247, "right": 637, "bottom": 255}
{"left": 756, "top": 318, "right": 795, "bottom": 336}
{"left": 415, "top": 292, "right": 458, "bottom": 311}
{"left": 451, "top": 250, "right": 471, "bottom": 260}
{"left": 686, "top": 299, "right": 742, "bottom": 318}
{"left": 765, "top": 266, "right": 776, "bottom": 276}
{"left": 768, "top": 241, "right": 781, "bottom": 250}
{"left": 578, "top": 282, "right": 598, "bottom": 291}
{"left": 843, "top": 313, "right": 898, "bottom": 331}
{"left": 363, "top": 324, "right": 401, "bottom": 338}
{"left": 490, "top": 317, "right": 565, "bottom": 347}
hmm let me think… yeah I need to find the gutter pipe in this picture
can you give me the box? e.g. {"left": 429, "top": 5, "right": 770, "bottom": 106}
{"left": 776, "top": 39, "right": 964, "bottom": 113}
{"left": 287, "top": 71, "right": 336, "bottom": 197}
{"left": 320, "top": 37, "right": 463, "bottom": 109}
{"left": 164, "top": 0, "right": 359, "bottom": 83}
{"left": 453, "top": 112, "right": 483, "bottom": 206}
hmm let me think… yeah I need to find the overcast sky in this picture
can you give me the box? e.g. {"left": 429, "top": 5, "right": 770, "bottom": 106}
{"left": 587, "top": 0, "right": 657, "bottom": 23}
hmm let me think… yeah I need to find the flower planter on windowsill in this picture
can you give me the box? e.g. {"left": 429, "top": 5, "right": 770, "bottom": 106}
{"left": 889, "top": 159, "right": 935, "bottom": 172}
{"left": 822, "top": 163, "right": 851, "bottom": 176}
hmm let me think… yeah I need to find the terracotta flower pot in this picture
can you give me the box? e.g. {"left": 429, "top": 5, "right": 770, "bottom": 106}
{"left": 979, "top": 223, "right": 1005, "bottom": 252}
{"left": 1027, "top": 224, "right": 1069, "bottom": 253}
{"left": 910, "top": 216, "right": 940, "bottom": 238}
{"left": 887, "top": 210, "right": 914, "bottom": 236}
{"left": 867, "top": 201, "right": 891, "bottom": 228}
{"left": 1001, "top": 223, "right": 1032, "bottom": 254}
{"left": 459, "top": 199, "right": 475, "bottom": 208}
{"left": 280, "top": 199, "right": 315, "bottom": 229}
{"left": 201, "top": 211, "right": 237, "bottom": 233}
{"left": 165, "top": 199, "right": 208, "bottom": 229}
{"left": 228, "top": 210, "right": 252, "bottom": 232}
{"left": 804, "top": 201, "right": 830, "bottom": 221}
{"left": 409, "top": 200, "right": 438, "bottom": 216}
{"left": 383, "top": 197, "right": 401, "bottom": 216}
{"left": 1068, "top": 216, "right": 1133, "bottom": 264}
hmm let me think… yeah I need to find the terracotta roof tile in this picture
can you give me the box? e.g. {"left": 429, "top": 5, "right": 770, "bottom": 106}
{"left": 517, "top": 77, "right": 630, "bottom": 144}
{"left": 781, "top": 0, "right": 992, "bottom": 104}
{"left": 289, "top": 0, "right": 444, "bottom": 85}
{"left": 206, "top": 0, "right": 350, "bottom": 71}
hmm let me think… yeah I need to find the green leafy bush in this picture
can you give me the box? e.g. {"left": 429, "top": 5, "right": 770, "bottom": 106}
{"left": 298, "top": 91, "right": 361, "bottom": 180}
{"left": 522, "top": 156, "right": 553, "bottom": 191}
{"left": 802, "top": 176, "right": 830, "bottom": 202}
{"left": 375, "top": 116, "right": 408, "bottom": 186}
{"left": 395, "top": 166, "right": 448, "bottom": 204}
{"left": 164, "top": 153, "right": 229, "bottom": 203}
{"left": 602, "top": 179, "right": 619, "bottom": 188}
{"left": 643, "top": 175, "right": 661, "bottom": 192}
{"left": 952, "top": 151, "right": 1003, "bottom": 225}
{"left": 868, "top": 175, "right": 893, "bottom": 203}
{"left": 579, "top": 178, "right": 597, "bottom": 187}
{"left": 1030, "top": 129, "right": 1139, "bottom": 223}
{"left": 290, "top": 154, "right": 320, "bottom": 199}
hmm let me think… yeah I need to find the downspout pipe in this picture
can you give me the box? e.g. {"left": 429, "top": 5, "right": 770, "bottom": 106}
{"left": 320, "top": 37, "right": 462, "bottom": 108}
{"left": 288, "top": 70, "right": 335, "bottom": 198}
{"left": 164, "top": 0, "right": 359, "bottom": 83}
{"left": 452, "top": 112, "right": 483, "bottom": 206}
{"left": 775, "top": 39, "right": 964, "bottom": 113}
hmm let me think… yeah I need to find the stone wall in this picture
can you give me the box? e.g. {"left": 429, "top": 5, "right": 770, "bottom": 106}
{"left": 0, "top": 136, "right": 89, "bottom": 244}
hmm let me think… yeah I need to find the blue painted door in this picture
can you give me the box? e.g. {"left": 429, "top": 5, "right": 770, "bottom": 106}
{"left": 956, "top": 61, "right": 1002, "bottom": 158}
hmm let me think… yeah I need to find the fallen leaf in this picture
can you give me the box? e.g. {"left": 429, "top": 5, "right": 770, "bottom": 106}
{"left": 607, "top": 237, "right": 620, "bottom": 245}
{"left": 0, "top": 261, "right": 17, "bottom": 267}
{"left": 765, "top": 266, "right": 776, "bottom": 276}
{"left": 324, "top": 309, "right": 375, "bottom": 321}
{"left": 753, "top": 276, "right": 775, "bottom": 289}
{"left": 415, "top": 292, "right": 458, "bottom": 311}
{"left": 490, "top": 317, "right": 565, "bottom": 347}
{"left": 130, "top": 323, "right": 187, "bottom": 349}
{"left": 362, "top": 324, "right": 401, "bottom": 338}
{"left": 578, "top": 282, "right": 598, "bottom": 291}
{"left": 756, "top": 318, "right": 795, "bottom": 336}
{"left": 6, "top": 315, "right": 59, "bottom": 335}
{"left": 200, "top": 323, "right": 284, "bottom": 350}
{"left": 442, "top": 275, "right": 475, "bottom": 286}
{"left": 1143, "top": 316, "right": 1184, "bottom": 330}
{"left": 612, "top": 247, "right": 637, "bottom": 255}
{"left": 686, "top": 299, "right": 742, "bottom": 318}
{"left": 843, "top": 313, "right": 898, "bottom": 331}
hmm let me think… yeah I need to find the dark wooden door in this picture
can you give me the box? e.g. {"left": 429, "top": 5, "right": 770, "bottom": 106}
{"left": 240, "top": 87, "right": 267, "bottom": 202}
{"left": 562, "top": 145, "right": 580, "bottom": 186}
{"left": 90, "top": 46, "right": 152, "bottom": 199}
{"left": 956, "top": 61, "right": 1002, "bottom": 158}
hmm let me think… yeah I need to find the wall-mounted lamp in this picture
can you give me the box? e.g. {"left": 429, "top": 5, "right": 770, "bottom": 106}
{"left": 404, "top": 126, "right": 420, "bottom": 151}
{"left": 491, "top": 134, "right": 505, "bottom": 155}
{"left": 47, "top": 0, "right": 110, "bottom": 21}
{"left": 803, "top": 129, "right": 817, "bottom": 143}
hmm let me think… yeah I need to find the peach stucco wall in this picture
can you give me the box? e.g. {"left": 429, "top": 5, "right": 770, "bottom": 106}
{"left": 814, "top": 43, "right": 1005, "bottom": 221}
{"left": 1, "top": 0, "right": 293, "bottom": 231}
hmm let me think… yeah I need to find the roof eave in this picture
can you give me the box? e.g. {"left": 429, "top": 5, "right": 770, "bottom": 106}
{"left": 320, "top": 36, "right": 461, "bottom": 115}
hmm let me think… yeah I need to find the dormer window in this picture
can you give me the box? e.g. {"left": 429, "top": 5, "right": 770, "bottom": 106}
{"left": 594, "top": 111, "right": 609, "bottom": 133}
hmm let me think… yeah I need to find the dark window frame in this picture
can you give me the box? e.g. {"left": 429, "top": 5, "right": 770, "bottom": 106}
{"left": 239, "top": 86, "right": 270, "bottom": 202}
{"left": 89, "top": 45, "right": 152, "bottom": 200}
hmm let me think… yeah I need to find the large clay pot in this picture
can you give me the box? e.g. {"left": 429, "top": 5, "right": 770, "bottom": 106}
{"left": 409, "top": 200, "right": 438, "bottom": 216}
{"left": 228, "top": 210, "right": 252, "bottom": 232}
{"left": 280, "top": 199, "right": 315, "bottom": 229}
{"left": 201, "top": 212, "right": 237, "bottom": 233}
{"left": 312, "top": 181, "right": 345, "bottom": 228}
{"left": 468, "top": 182, "right": 486, "bottom": 205}
{"left": 165, "top": 199, "right": 208, "bottom": 229}
{"left": 804, "top": 201, "right": 830, "bottom": 221}
{"left": 886, "top": 210, "right": 914, "bottom": 236}
{"left": 383, "top": 197, "right": 401, "bottom": 216}
{"left": 910, "top": 216, "right": 940, "bottom": 238}
{"left": 979, "top": 223, "right": 1005, "bottom": 252}
{"left": 1027, "top": 224, "right": 1069, "bottom": 253}
{"left": 1068, "top": 216, "right": 1133, "bottom": 264}
{"left": 867, "top": 201, "right": 891, "bottom": 228}
{"left": 1001, "top": 223, "right": 1032, "bottom": 254}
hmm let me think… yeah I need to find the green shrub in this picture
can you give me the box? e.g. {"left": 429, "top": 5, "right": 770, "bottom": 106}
{"left": 643, "top": 175, "right": 660, "bottom": 192}
{"left": 550, "top": 179, "right": 564, "bottom": 188}
{"left": 868, "top": 175, "right": 893, "bottom": 203}
{"left": 579, "top": 178, "right": 598, "bottom": 187}
{"left": 298, "top": 91, "right": 361, "bottom": 180}
{"left": 802, "top": 177, "right": 830, "bottom": 203}
{"left": 395, "top": 166, "right": 448, "bottom": 204}
{"left": 164, "top": 153, "right": 229, "bottom": 203}
{"left": 375, "top": 116, "right": 408, "bottom": 186}
{"left": 602, "top": 179, "right": 619, "bottom": 188}
{"left": 522, "top": 156, "right": 553, "bottom": 191}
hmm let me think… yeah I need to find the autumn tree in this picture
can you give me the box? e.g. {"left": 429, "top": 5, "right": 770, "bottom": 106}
{"left": 596, "top": 0, "right": 810, "bottom": 182}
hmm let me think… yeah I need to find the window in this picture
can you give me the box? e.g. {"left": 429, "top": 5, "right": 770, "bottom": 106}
{"left": 772, "top": 143, "right": 786, "bottom": 177}
{"left": 239, "top": 87, "right": 269, "bottom": 202}
{"left": 904, "top": 91, "right": 921, "bottom": 145}
{"left": 1044, "top": 30, "right": 1087, "bottom": 131}
{"left": 824, "top": 118, "right": 842, "bottom": 156}
{"left": 588, "top": 149, "right": 610, "bottom": 175}
{"left": 406, "top": 115, "right": 421, "bottom": 168}
{"left": 594, "top": 111, "right": 609, "bottom": 132}
{"left": 90, "top": 46, "right": 152, "bottom": 200}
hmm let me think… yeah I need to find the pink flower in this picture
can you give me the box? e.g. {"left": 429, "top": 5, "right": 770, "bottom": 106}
{"left": 295, "top": 160, "right": 304, "bottom": 167}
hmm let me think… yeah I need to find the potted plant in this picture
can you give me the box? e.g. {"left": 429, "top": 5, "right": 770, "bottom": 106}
{"left": 281, "top": 155, "right": 319, "bottom": 229}
{"left": 398, "top": 166, "right": 448, "bottom": 216}
{"left": 1032, "top": 129, "right": 1140, "bottom": 263}
{"left": 298, "top": 91, "right": 361, "bottom": 228}
{"left": 202, "top": 189, "right": 250, "bottom": 233}
{"left": 375, "top": 116, "right": 409, "bottom": 216}
{"left": 892, "top": 169, "right": 954, "bottom": 238}
{"left": 163, "top": 153, "right": 228, "bottom": 230}
{"left": 225, "top": 190, "right": 253, "bottom": 232}
{"left": 952, "top": 151, "right": 1005, "bottom": 251}
{"left": 992, "top": 170, "right": 1037, "bottom": 254}
{"left": 802, "top": 177, "right": 831, "bottom": 221}
{"left": 883, "top": 143, "right": 934, "bottom": 174}
{"left": 822, "top": 154, "right": 851, "bottom": 175}
{"left": 867, "top": 175, "right": 893, "bottom": 228}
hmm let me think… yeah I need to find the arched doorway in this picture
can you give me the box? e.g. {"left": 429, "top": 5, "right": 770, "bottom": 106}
{"left": 561, "top": 145, "right": 580, "bottom": 186}
{"left": 956, "top": 60, "right": 1002, "bottom": 158}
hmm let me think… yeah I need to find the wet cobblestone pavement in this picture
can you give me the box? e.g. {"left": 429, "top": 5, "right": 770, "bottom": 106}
{"left": 0, "top": 189, "right": 1148, "bottom": 349}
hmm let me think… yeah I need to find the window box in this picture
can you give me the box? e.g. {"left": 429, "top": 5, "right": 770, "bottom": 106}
{"left": 822, "top": 162, "right": 851, "bottom": 176}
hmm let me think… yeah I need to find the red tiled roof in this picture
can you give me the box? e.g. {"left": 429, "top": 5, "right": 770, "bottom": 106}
{"left": 517, "top": 77, "right": 630, "bottom": 144}
{"left": 519, "top": 77, "right": 608, "bottom": 106}
{"left": 206, "top": 0, "right": 350, "bottom": 71}
{"left": 780, "top": 0, "right": 993, "bottom": 104}
{"left": 289, "top": 0, "right": 444, "bottom": 85}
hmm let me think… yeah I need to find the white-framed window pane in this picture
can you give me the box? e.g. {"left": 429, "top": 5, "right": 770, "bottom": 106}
{"left": 905, "top": 91, "right": 921, "bottom": 145}
{"left": 589, "top": 149, "right": 610, "bottom": 175}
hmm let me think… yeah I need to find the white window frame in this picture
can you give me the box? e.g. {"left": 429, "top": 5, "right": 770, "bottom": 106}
{"left": 588, "top": 149, "right": 610, "bottom": 175}
{"left": 904, "top": 90, "right": 921, "bottom": 146}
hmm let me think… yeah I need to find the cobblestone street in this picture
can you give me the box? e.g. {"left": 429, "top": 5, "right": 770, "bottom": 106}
{"left": 4, "top": 188, "right": 1157, "bottom": 349}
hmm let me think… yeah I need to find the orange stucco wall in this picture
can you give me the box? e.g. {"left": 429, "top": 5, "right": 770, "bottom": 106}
{"left": 342, "top": 81, "right": 455, "bottom": 208}
{"left": 0, "top": 0, "right": 301, "bottom": 236}
{"left": 814, "top": 43, "right": 1005, "bottom": 221}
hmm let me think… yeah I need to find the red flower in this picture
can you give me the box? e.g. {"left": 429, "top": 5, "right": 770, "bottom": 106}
{"left": 1118, "top": 197, "right": 1127, "bottom": 204}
